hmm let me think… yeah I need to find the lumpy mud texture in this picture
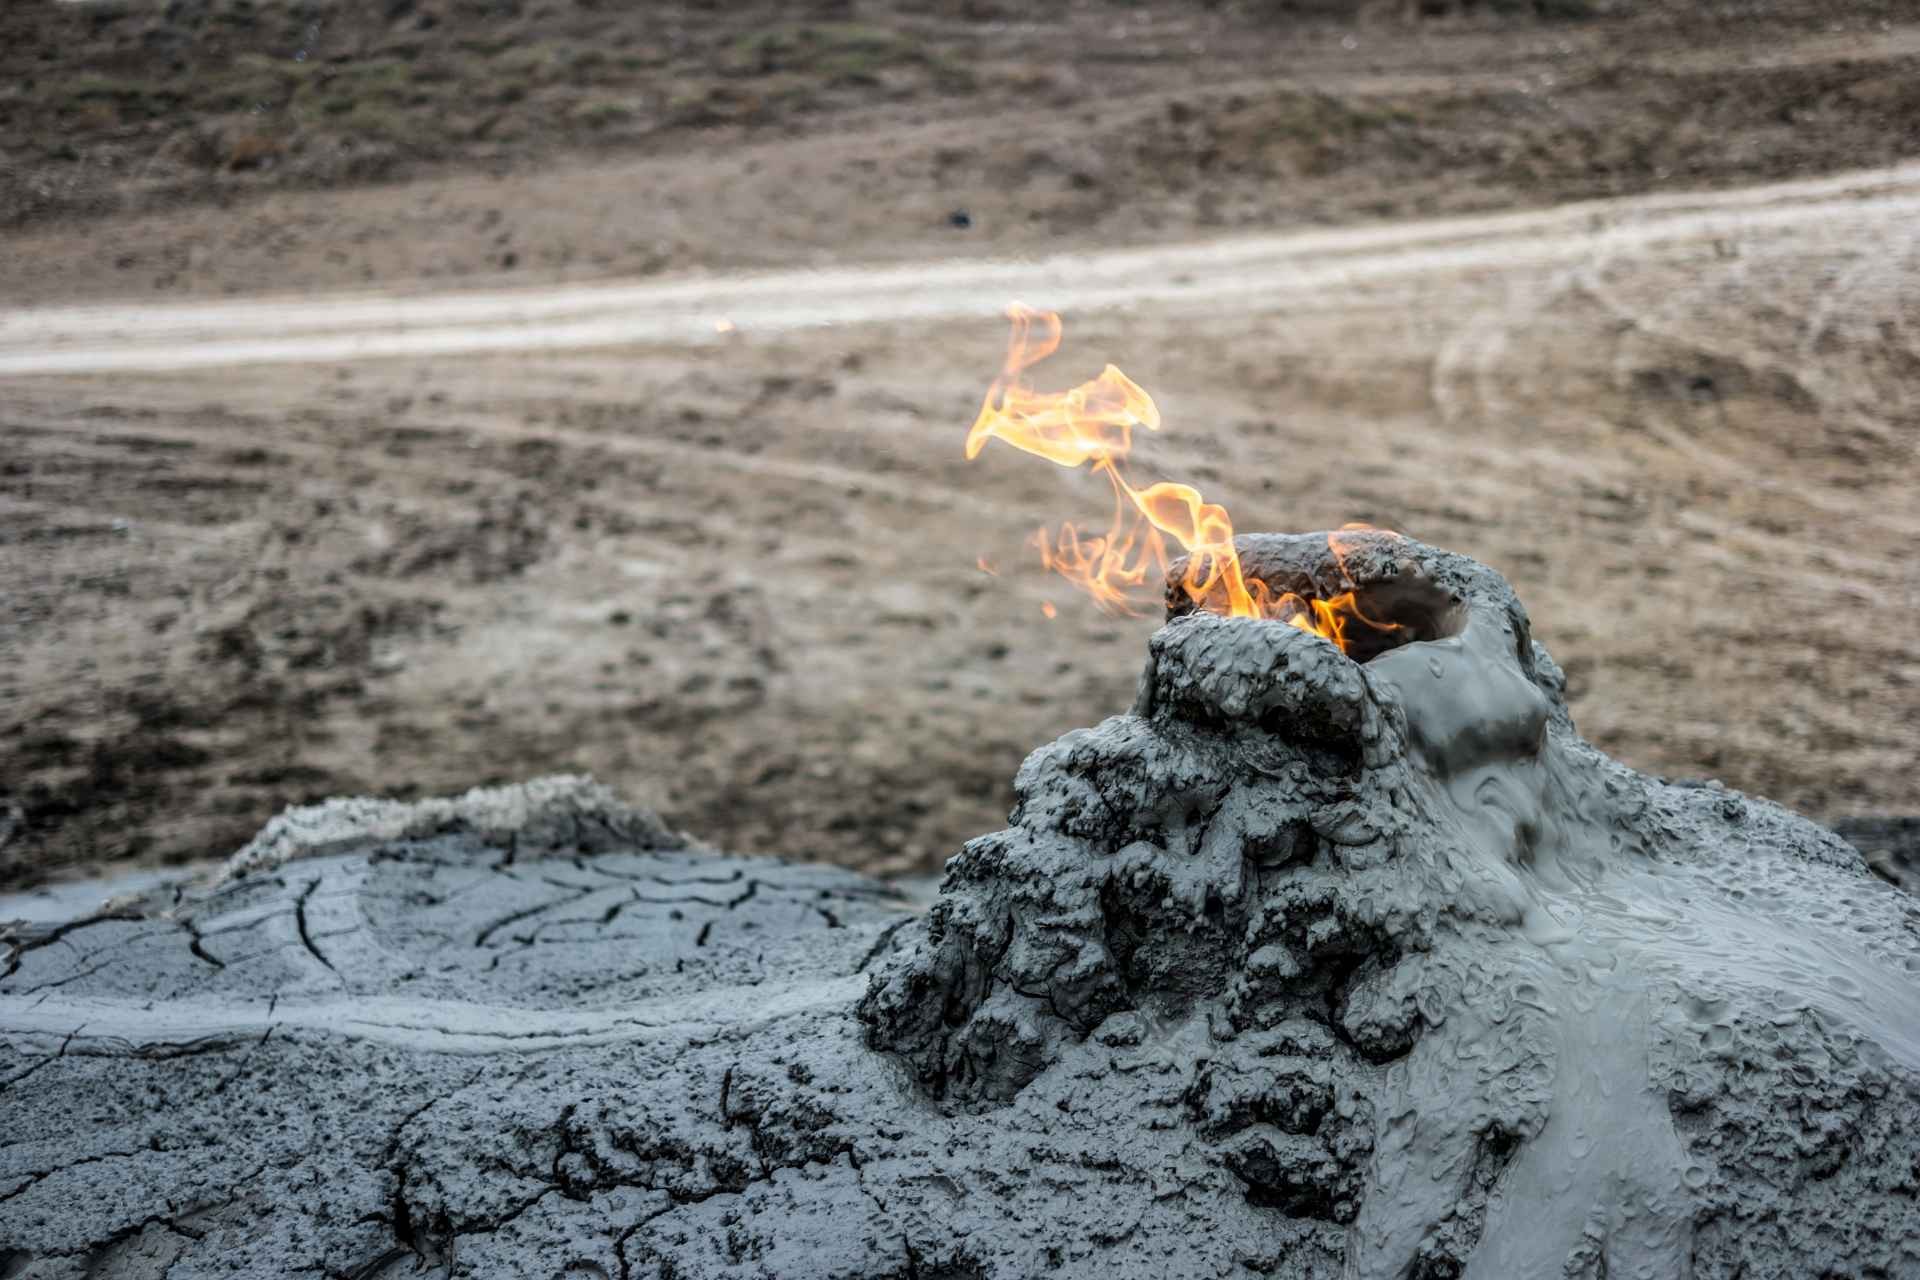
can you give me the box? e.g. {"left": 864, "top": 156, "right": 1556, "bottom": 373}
{"left": 6, "top": 537, "right": 1920, "bottom": 1278}
{"left": 863, "top": 532, "right": 1920, "bottom": 1278}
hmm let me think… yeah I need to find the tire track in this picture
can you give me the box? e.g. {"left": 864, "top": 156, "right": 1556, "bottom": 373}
{"left": 5, "top": 165, "right": 1920, "bottom": 377}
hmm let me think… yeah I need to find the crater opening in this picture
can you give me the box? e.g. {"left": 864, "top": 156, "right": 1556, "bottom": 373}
{"left": 1332, "top": 576, "right": 1467, "bottom": 664}
{"left": 1165, "top": 562, "right": 1467, "bottom": 665}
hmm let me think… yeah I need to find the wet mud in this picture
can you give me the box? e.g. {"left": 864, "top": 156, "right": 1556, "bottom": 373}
{"left": 5, "top": 537, "right": 1919, "bottom": 1277}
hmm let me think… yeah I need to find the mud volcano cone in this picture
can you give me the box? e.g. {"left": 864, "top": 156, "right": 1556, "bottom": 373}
{"left": 4, "top": 535, "right": 1918, "bottom": 1279}
{"left": 862, "top": 529, "right": 1920, "bottom": 1277}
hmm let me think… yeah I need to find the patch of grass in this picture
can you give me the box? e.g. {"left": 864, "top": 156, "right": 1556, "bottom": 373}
{"left": 38, "top": 73, "right": 189, "bottom": 123}
{"left": 569, "top": 96, "right": 638, "bottom": 130}
{"left": 722, "top": 21, "right": 926, "bottom": 83}
{"left": 286, "top": 59, "right": 421, "bottom": 123}
{"left": 496, "top": 41, "right": 568, "bottom": 78}
{"left": 334, "top": 100, "right": 427, "bottom": 148}
{"left": 61, "top": 73, "right": 154, "bottom": 100}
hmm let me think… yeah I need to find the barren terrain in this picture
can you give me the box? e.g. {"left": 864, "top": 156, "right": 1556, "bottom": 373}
{"left": 3, "top": 0, "right": 1918, "bottom": 886}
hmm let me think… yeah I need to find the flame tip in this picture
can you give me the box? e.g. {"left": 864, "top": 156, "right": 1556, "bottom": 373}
{"left": 965, "top": 308, "right": 1401, "bottom": 655}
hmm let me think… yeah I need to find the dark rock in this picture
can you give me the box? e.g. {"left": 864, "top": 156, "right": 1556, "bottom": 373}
{"left": 1836, "top": 814, "right": 1920, "bottom": 891}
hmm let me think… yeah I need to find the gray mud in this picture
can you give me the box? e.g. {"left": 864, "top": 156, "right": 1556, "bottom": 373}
{"left": 6, "top": 535, "right": 1920, "bottom": 1279}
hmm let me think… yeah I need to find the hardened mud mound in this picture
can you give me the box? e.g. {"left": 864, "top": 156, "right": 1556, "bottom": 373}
{"left": 6, "top": 538, "right": 1920, "bottom": 1280}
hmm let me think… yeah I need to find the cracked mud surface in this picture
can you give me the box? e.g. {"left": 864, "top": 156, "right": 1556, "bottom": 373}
{"left": 6, "top": 540, "right": 1920, "bottom": 1278}
{"left": 1, "top": 820, "right": 925, "bottom": 1278}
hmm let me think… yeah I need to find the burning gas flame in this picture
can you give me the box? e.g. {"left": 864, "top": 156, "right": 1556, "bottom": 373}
{"left": 966, "top": 304, "right": 1400, "bottom": 655}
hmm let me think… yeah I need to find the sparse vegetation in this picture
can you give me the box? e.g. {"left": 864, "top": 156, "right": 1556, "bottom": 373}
{"left": 0, "top": 0, "right": 1004, "bottom": 227}
{"left": 4, "top": 0, "right": 1918, "bottom": 233}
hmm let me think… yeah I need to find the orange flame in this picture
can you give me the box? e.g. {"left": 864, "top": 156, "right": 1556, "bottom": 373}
{"left": 966, "top": 305, "right": 1400, "bottom": 655}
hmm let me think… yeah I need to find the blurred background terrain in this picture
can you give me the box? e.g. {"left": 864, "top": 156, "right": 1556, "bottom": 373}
{"left": 3, "top": 0, "right": 1917, "bottom": 887}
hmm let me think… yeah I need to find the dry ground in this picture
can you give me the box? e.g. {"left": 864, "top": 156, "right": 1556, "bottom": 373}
{"left": 3, "top": 0, "right": 1919, "bottom": 887}
{"left": 10, "top": 0, "right": 1920, "bottom": 307}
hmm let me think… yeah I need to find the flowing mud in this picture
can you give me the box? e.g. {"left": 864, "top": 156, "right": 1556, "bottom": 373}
{"left": 6, "top": 538, "right": 1918, "bottom": 1278}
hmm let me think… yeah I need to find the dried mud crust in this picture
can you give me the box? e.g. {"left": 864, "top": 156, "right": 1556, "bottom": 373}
{"left": 0, "top": 791, "right": 930, "bottom": 1279}
{"left": 7, "top": 542, "right": 1920, "bottom": 1279}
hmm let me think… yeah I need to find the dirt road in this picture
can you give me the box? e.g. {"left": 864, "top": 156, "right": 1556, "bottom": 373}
{"left": 7, "top": 163, "right": 1920, "bottom": 375}
{"left": 4, "top": 163, "right": 1917, "bottom": 885}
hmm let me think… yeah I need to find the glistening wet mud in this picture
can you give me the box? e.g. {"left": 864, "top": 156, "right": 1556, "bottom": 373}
{"left": 4, "top": 535, "right": 1918, "bottom": 1277}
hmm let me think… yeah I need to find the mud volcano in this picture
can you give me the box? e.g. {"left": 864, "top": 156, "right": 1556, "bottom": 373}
{"left": 5, "top": 533, "right": 1919, "bottom": 1279}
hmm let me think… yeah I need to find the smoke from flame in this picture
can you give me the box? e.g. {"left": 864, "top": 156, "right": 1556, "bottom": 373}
{"left": 966, "top": 304, "right": 1398, "bottom": 655}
